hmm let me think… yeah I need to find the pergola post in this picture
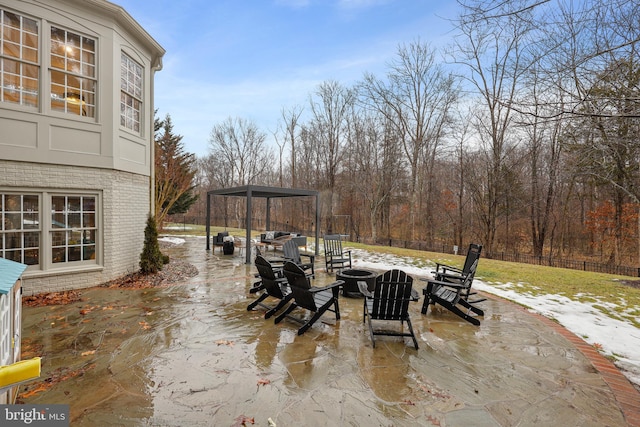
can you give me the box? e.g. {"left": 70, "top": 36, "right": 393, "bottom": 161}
{"left": 245, "top": 188, "right": 253, "bottom": 264}
{"left": 205, "top": 193, "right": 211, "bottom": 251}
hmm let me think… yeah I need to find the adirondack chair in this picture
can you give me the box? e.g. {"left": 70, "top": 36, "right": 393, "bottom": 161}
{"left": 275, "top": 261, "right": 344, "bottom": 335}
{"left": 358, "top": 269, "right": 419, "bottom": 349}
{"left": 433, "top": 243, "right": 485, "bottom": 303}
{"left": 324, "top": 234, "right": 352, "bottom": 273}
{"left": 247, "top": 255, "right": 294, "bottom": 319}
{"left": 420, "top": 256, "right": 484, "bottom": 325}
{"left": 282, "top": 239, "right": 315, "bottom": 278}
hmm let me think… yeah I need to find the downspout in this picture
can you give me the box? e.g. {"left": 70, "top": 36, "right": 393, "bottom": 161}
{"left": 149, "top": 55, "right": 163, "bottom": 220}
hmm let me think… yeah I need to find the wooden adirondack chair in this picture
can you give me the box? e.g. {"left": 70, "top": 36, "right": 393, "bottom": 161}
{"left": 432, "top": 243, "right": 485, "bottom": 303}
{"left": 421, "top": 256, "right": 484, "bottom": 325}
{"left": 358, "top": 269, "right": 419, "bottom": 349}
{"left": 282, "top": 239, "right": 315, "bottom": 278}
{"left": 275, "top": 261, "right": 343, "bottom": 335}
{"left": 247, "top": 255, "right": 294, "bottom": 319}
{"left": 323, "top": 234, "right": 352, "bottom": 273}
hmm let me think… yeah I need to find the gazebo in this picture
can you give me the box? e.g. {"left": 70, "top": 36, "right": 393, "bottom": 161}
{"left": 205, "top": 185, "right": 320, "bottom": 264}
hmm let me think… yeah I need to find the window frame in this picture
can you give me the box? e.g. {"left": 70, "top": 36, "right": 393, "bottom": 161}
{"left": 0, "top": 8, "right": 40, "bottom": 109}
{"left": 0, "top": 190, "right": 101, "bottom": 272}
{"left": 120, "top": 52, "right": 143, "bottom": 133}
{"left": 49, "top": 25, "right": 96, "bottom": 118}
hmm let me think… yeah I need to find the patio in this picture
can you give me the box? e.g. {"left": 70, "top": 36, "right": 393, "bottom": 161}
{"left": 18, "top": 236, "right": 639, "bottom": 426}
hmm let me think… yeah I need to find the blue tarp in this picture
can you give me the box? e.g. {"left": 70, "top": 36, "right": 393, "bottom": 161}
{"left": 0, "top": 258, "right": 27, "bottom": 295}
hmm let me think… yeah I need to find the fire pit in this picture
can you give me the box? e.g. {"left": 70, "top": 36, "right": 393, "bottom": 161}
{"left": 336, "top": 269, "right": 377, "bottom": 297}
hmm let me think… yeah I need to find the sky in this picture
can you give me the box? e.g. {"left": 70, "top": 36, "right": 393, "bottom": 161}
{"left": 113, "top": 0, "right": 459, "bottom": 157}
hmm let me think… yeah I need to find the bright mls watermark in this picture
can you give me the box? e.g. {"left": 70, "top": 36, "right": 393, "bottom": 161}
{"left": 1, "top": 405, "right": 69, "bottom": 426}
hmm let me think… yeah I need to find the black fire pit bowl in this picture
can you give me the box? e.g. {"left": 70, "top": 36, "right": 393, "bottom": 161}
{"left": 336, "top": 269, "right": 377, "bottom": 297}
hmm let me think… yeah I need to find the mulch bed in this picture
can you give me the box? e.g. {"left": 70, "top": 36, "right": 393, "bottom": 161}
{"left": 23, "top": 259, "right": 199, "bottom": 308}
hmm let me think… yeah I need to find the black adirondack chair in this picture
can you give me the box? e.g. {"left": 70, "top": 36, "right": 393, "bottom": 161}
{"left": 282, "top": 239, "right": 315, "bottom": 278}
{"left": 247, "top": 255, "right": 293, "bottom": 319}
{"left": 359, "top": 269, "right": 419, "bottom": 349}
{"left": 275, "top": 261, "right": 343, "bottom": 335}
{"left": 212, "top": 231, "right": 229, "bottom": 253}
{"left": 324, "top": 234, "right": 352, "bottom": 273}
{"left": 433, "top": 243, "right": 485, "bottom": 303}
{"left": 421, "top": 256, "right": 484, "bottom": 325}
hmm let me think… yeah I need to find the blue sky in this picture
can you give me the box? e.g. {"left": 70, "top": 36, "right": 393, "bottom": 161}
{"left": 114, "top": 0, "right": 459, "bottom": 156}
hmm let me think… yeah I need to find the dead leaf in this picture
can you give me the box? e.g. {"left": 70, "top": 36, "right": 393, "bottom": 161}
{"left": 232, "top": 415, "right": 255, "bottom": 426}
{"left": 215, "top": 340, "right": 234, "bottom": 347}
{"left": 81, "top": 350, "right": 96, "bottom": 356}
{"left": 139, "top": 321, "right": 151, "bottom": 330}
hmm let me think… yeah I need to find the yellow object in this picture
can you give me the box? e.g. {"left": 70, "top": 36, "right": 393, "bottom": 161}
{"left": 0, "top": 357, "right": 41, "bottom": 388}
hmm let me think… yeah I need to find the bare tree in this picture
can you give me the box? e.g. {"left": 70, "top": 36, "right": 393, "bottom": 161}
{"left": 346, "top": 108, "right": 404, "bottom": 241}
{"left": 360, "top": 40, "right": 458, "bottom": 242}
{"left": 452, "top": 0, "right": 534, "bottom": 255}
{"left": 277, "top": 105, "right": 304, "bottom": 188}
{"left": 208, "top": 116, "right": 271, "bottom": 186}
{"left": 308, "top": 80, "right": 355, "bottom": 233}
{"left": 208, "top": 117, "right": 271, "bottom": 228}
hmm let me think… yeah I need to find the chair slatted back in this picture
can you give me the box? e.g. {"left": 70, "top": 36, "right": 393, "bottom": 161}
{"left": 283, "top": 261, "right": 317, "bottom": 311}
{"left": 462, "top": 258, "right": 479, "bottom": 287}
{"left": 282, "top": 240, "right": 301, "bottom": 264}
{"left": 461, "top": 243, "right": 482, "bottom": 274}
{"left": 255, "top": 255, "right": 285, "bottom": 299}
{"left": 324, "top": 234, "right": 343, "bottom": 257}
{"left": 371, "top": 270, "right": 413, "bottom": 321}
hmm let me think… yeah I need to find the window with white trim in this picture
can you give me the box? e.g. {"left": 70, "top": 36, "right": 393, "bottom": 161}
{"left": 0, "top": 194, "right": 40, "bottom": 265}
{"left": 120, "top": 52, "right": 143, "bottom": 132}
{"left": 51, "top": 195, "right": 96, "bottom": 263}
{"left": 0, "top": 191, "right": 99, "bottom": 270}
{"left": 0, "top": 9, "right": 39, "bottom": 107}
{"left": 50, "top": 26, "right": 96, "bottom": 117}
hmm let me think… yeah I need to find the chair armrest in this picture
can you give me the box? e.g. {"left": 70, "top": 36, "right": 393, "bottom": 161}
{"left": 436, "top": 272, "right": 465, "bottom": 282}
{"left": 434, "top": 262, "right": 462, "bottom": 272}
{"left": 309, "top": 280, "right": 344, "bottom": 293}
{"left": 299, "top": 253, "right": 315, "bottom": 263}
{"left": 420, "top": 277, "right": 466, "bottom": 290}
{"left": 249, "top": 281, "right": 265, "bottom": 293}
{"left": 357, "top": 280, "right": 372, "bottom": 297}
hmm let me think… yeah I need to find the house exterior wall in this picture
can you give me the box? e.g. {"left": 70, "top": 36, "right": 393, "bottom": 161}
{"left": 1, "top": 160, "right": 150, "bottom": 295}
{"left": 0, "top": 0, "right": 164, "bottom": 294}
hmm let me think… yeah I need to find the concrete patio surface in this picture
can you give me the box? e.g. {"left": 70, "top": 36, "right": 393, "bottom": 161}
{"left": 19, "top": 236, "right": 640, "bottom": 426}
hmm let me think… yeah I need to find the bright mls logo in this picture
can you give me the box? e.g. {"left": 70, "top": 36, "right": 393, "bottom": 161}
{"left": 2, "top": 405, "right": 69, "bottom": 426}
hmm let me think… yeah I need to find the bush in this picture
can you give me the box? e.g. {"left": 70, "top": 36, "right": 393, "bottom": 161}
{"left": 140, "top": 215, "right": 164, "bottom": 274}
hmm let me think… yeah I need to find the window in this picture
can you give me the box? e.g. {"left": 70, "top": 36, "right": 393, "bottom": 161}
{"left": 0, "top": 9, "right": 39, "bottom": 107}
{"left": 0, "top": 194, "right": 40, "bottom": 265}
{"left": 50, "top": 26, "right": 95, "bottom": 117}
{"left": 120, "top": 52, "right": 143, "bottom": 132}
{"left": 0, "top": 191, "right": 99, "bottom": 270}
{"left": 51, "top": 195, "right": 96, "bottom": 263}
